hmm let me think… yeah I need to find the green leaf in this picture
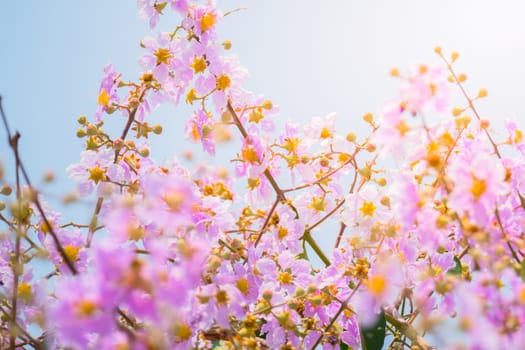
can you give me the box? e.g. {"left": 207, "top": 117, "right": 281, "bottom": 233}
{"left": 447, "top": 256, "right": 462, "bottom": 275}
{"left": 340, "top": 341, "right": 349, "bottom": 350}
{"left": 211, "top": 340, "right": 221, "bottom": 348}
{"left": 359, "top": 310, "right": 386, "bottom": 350}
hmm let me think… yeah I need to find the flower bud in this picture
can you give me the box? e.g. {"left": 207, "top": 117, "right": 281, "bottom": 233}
{"left": 152, "top": 124, "right": 163, "bottom": 135}
{"left": 76, "top": 128, "right": 87, "bottom": 138}
{"left": 295, "top": 287, "right": 305, "bottom": 297}
{"left": 221, "top": 111, "right": 232, "bottom": 122}
{"left": 359, "top": 167, "right": 371, "bottom": 179}
{"left": 86, "top": 125, "right": 98, "bottom": 136}
{"left": 262, "top": 290, "right": 272, "bottom": 301}
{"left": 77, "top": 115, "right": 87, "bottom": 125}
{"left": 139, "top": 148, "right": 150, "bottom": 157}
{"left": 451, "top": 51, "right": 460, "bottom": 62}
{"left": 202, "top": 125, "right": 212, "bottom": 137}
{"left": 346, "top": 132, "right": 356, "bottom": 142}
{"left": 309, "top": 294, "right": 322, "bottom": 306}
{"left": 129, "top": 97, "right": 140, "bottom": 109}
{"left": 10, "top": 201, "right": 31, "bottom": 224}
{"left": 306, "top": 284, "right": 318, "bottom": 294}
{"left": 262, "top": 100, "right": 273, "bottom": 110}
{"left": 362, "top": 113, "right": 374, "bottom": 124}
{"left": 43, "top": 171, "right": 55, "bottom": 183}
{"left": 434, "top": 46, "right": 442, "bottom": 55}
{"left": 222, "top": 40, "right": 232, "bottom": 50}
{"left": 452, "top": 107, "right": 463, "bottom": 117}
{"left": 0, "top": 201, "right": 5, "bottom": 211}
{"left": 0, "top": 185, "right": 12, "bottom": 196}
{"left": 477, "top": 88, "right": 488, "bottom": 98}
{"left": 105, "top": 105, "right": 117, "bottom": 114}
{"left": 365, "top": 143, "right": 376, "bottom": 152}
{"left": 113, "top": 138, "right": 124, "bottom": 150}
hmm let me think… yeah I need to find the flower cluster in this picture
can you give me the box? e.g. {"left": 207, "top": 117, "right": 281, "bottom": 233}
{"left": 1, "top": 2, "right": 525, "bottom": 350}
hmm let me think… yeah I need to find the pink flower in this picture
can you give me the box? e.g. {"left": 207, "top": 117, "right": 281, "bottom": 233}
{"left": 94, "top": 64, "right": 120, "bottom": 122}
{"left": 390, "top": 171, "right": 420, "bottom": 228}
{"left": 448, "top": 138, "right": 508, "bottom": 226}
{"left": 303, "top": 112, "right": 337, "bottom": 147}
{"left": 45, "top": 228, "right": 88, "bottom": 274}
{"left": 49, "top": 274, "right": 114, "bottom": 348}
{"left": 398, "top": 65, "right": 450, "bottom": 114}
{"left": 184, "top": 109, "right": 216, "bottom": 155}
{"left": 67, "top": 148, "right": 122, "bottom": 196}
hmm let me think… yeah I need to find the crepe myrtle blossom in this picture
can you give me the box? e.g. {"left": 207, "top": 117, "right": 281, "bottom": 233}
{"left": 67, "top": 148, "right": 125, "bottom": 196}
{"left": 341, "top": 183, "right": 390, "bottom": 232}
{"left": 33, "top": 199, "right": 62, "bottom": 242}
{"left": 94, "top": 64, "right": 120, "bottom": 122}
{"left": 505, "top": 118, "right": 525, "bottom": 156}
{"left": 266, "top": 206, "right": 305, "bottom": 255}
{"left": 50, "top": 239, "right": 209, "bottom": 349}
{"left": 137, "top": 170, "right": 200, "bottom": 231}
{"left": 303, "top": 112, "right": 337, "bottom": 148}
{"left": 139, "top": 33, "right": 175, "bottom": 79}
{"left": 397, "top": 64, "right": 450, "bottom": 115}
{"left": 49, "top": 273, "right": 115, "bottom": 348}
{"left": 184, "top": 1, "right": 221, "bottom": 43}
{"left": 45, "top": 228, "right": 88, "bottom": 274}
{"left": 389, "top": 171, "right": 420, "bottom": 229}
{"left": 185, "top": 108, "right": 216, "bottom": 155}
{"left": 354, "top": 254, "right": 404, "bottom": 327}
{"left": 235, "top": 133, "right": 269, "bottom": 179}
{"left": 137, "top": 0, "right": 189, "bottom": 29}
{"left": 447, "top": 138, "right": 508, "bottom": 226}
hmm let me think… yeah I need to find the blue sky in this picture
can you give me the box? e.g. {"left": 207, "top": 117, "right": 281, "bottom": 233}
{"left": 2, "top": 0, "right": 525, "bottom": 234}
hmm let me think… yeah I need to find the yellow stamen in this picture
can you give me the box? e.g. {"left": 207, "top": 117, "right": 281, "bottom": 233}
{"left": 359, "top": 201, "right": 376, "bottom": 217}
{"left": 98, "top": 89, "right": 110, "bottom": 106}
{"left": 470, "top": 175, "right": 486, "bottom": 200}
{"left": 154, "top": 48, "right": 172, "bottom": 65}
{"left": 216, "top": 74, "right": 231, "bottom": 90}
{"left": 368, "top": 275, "right": 386, "bottom": 295}
{"left": 88, "top": 166, "right": 107, "bottom": 184}
{"left": 200, "top": 13, "right": 216, "bottom": 32}
{"left": 191, "top": 56, "right": 207, "bottom": 73}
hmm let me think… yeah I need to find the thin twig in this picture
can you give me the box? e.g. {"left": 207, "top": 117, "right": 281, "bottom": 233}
{"left": 0, "top": 97, "right": 78, "bottom": 274}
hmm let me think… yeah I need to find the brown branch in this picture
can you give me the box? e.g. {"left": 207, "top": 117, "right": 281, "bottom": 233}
{"left": 0, "top": 97, "right": 78, "bottom": 275}
{"left": 253, "top": 198, "right": 279, "bottom": 247}
{"left": 227, "top": 101, "right": 286, "bottom": 202}
{"left": 384, "top": 308, "right": 436, "bottom": 350}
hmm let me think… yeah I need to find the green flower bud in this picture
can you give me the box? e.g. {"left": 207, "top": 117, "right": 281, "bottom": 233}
{"left": 262, "top": 100, "right": 273, "bottom": 110}
{"left": 359, "top": 167, "right": 371, "bottom": 179}
{"left": 86, "top": 125, "right": 98, "bottom": 136}
{"left": 262, "top": 290, "right": 272, "bottom": 301}
{"left": 76, "top": 128, "right": 87, "bottom": 138}
{"left": 152, "top": 124, "right": 163, "bottom": 135}
{"left": 0, "top": 185, "right": 12, "bottom": 196}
